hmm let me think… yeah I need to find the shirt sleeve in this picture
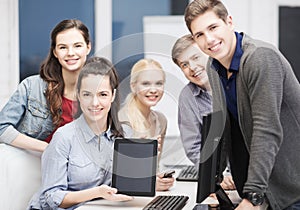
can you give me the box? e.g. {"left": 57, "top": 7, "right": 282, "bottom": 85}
{"left": 0, "top": 79, "right": 29, "bottom": 144}
{"left": 39, "top": 130, "right": 70, "bottom": 209}
{"left": 178, "top": 89, "right": 202, "bottom": 165}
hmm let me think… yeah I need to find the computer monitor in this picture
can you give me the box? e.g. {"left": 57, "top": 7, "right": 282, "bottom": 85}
{"left": 194, "top": 111, "right": 235, "bottom": 210}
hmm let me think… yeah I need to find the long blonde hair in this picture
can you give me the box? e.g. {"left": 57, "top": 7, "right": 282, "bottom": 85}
{"left": 122, "top": 58, "right": 166, "bottom": 135}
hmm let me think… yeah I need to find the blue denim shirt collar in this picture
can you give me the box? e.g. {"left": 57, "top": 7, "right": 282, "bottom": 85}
{"left": 77, "top": 114, "right": 112, "bottom": 143}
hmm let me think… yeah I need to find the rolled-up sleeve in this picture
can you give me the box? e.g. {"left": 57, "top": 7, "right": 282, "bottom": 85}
{"left": 41, "top": 190, "right": 69, "bottom": 209}
{"left": 0, "top": 80, "right": 28, "bottom": 144}
{"left": 39, "top": 131, "right": 70, "bottom": 209}
{"left": 0, "top": 125, "right": 20, "bottom": 144}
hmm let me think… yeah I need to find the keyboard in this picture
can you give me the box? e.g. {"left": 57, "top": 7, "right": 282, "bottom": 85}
{"left": 176, "top": 165, "right": 198, "bottom": 182}
{"left": 143, "top": 195, "right": 189, "bottom": 210}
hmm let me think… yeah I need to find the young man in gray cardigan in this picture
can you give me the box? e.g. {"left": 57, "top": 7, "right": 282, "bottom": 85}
{"left": 184, "top": 0, "right": 300, "bottom": 210}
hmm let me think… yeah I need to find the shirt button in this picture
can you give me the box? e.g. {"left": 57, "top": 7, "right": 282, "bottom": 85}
{"left": 226, "top": 86, "right": 230, "bottom": 90}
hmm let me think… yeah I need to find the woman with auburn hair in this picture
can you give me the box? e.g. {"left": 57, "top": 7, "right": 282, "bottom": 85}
{"left": 0, "top": 19, "right": 91, "bottom": 152}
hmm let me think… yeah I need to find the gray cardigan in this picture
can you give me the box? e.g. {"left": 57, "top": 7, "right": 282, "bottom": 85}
{"left": 207, "top": 33, "right": 300, "bottom": 210}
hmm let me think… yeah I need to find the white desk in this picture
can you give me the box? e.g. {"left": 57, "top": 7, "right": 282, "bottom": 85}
{"left": 77, "top": 181, "right": 241, "bottom": 210}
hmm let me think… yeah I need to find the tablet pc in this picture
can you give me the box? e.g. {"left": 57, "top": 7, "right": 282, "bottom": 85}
{"left": 112, "top": 138, "right": 157, "bottom": 197}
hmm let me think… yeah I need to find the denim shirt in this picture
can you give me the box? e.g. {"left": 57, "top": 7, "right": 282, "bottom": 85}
{"left": 0, "top": 75, "right": 54, "bottom": 144}
{"left": 28, "top": 115, "right": 114, "bottom": 210}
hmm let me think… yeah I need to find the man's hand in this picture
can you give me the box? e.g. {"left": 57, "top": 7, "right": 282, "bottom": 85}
{"left": 234, "top": 199, "right": 261, "bottom": 210}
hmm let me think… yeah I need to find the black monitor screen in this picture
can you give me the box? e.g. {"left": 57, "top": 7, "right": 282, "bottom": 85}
{"left": 196, "top": 111, "right": 222, "bottom": 203}
{"left": 195, "top": 111, "right": 235, "bottom": 210}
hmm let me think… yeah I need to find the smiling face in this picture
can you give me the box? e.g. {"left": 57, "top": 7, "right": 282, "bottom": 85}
{"left": 177, "top": 43, "right": 209, "bottom": 89}
{"left": 78, "top": 74, "right": 114, "bottom": 131}
{"left": 53, "top": 28, "right": 91, "bottom": 73}
{"left": 131, "top": 69, "right": 165, "bottom": 109}
{"left": 190, "top": 10, "right": 236, "bottom": 68}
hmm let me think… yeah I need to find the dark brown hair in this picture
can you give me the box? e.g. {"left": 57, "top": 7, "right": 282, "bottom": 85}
{"left": 75, "top": 56, "right": 124, "bottom": 138}
{"left": 40, "top": 19, "right": 90, "bottom": 128}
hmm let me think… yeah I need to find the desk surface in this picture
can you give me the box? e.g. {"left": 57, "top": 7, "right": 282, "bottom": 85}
{"left": 77, "top": 181, "right": 241, "bottom": 210}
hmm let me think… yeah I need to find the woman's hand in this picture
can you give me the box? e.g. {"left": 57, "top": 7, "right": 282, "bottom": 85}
{"left": 156, "top": 134, "right": 164, "bottom": 158}
{"left": 156, "top": 135, "right": 162, "bottom": 153}
{"left": 97, "top": 185, "right": 133, "bottom": 201}
{"left": 138, "top": 134, "right": 163, "bottom": 157}
{"left": 155, "top": 172, "right": 175, "bottom": 191}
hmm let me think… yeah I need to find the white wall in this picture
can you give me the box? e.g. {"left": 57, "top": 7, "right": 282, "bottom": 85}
{"left": 143, "top": 16, "right": 190, "bottom": 137}
{"left": 94, "top": 0, "right": 112, "bottom": 60}
{"left": 0, "top": 0, "right": 19, "bottom": 109}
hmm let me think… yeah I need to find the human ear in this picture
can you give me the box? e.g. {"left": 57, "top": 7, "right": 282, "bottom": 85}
{"left": 226, "top": 15, "right": 234, "bottom": 30}
{"left": 130, "top": 82, "right": 136, "bottom": 95}
{"left": 53, "top": 49, "right": 57, "bottom": 58}
{"left": 86, "top": 42, "right": 92, "bottom": 55}
{"left": 111, "top": 89, "right": 116, "bottom": 102}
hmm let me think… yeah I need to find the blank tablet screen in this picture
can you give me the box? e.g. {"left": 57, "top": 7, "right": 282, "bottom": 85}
{"left": 112, "top": 138, "right": 157, "bottom": 196}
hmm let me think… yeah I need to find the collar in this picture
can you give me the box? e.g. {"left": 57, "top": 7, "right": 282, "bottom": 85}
{"left": 212, "top": 31, "right": 243, "bottom": 72}
{"left": 188, "top": 82, "right": 209, "bottom": 96}
{"left": 76, "top": 115, "right": 113, "bottom": 143}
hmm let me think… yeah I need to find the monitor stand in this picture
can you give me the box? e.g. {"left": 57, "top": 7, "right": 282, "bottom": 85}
{"left": 193, "top": 185, "right": 236, "bottom": 210}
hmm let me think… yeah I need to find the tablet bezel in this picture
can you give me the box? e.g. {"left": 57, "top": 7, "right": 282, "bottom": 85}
{"left": 111, "top": 138, "right": 157, "bottom": 197}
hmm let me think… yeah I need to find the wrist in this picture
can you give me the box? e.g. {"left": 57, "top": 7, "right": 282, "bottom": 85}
{"left": 243, "top": 192, "right": 264, "bottom": 206}
{"left": 91, "top": 186, "right": 102, "bottom": 199}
